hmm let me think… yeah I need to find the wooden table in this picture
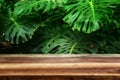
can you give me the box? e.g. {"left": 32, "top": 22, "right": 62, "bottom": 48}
{"left": 0, "top": 54, "right": 120, "bottom": 80}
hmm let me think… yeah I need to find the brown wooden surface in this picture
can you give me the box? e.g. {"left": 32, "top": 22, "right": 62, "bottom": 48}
{"left": 0, "top": 76, "right": 120, "bottom": 80}
{"left": 0, "top": 54, "right": 120, "bottom": 80}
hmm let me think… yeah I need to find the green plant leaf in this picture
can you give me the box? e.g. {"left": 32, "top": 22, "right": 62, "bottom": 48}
{"left": 32, "top": 26, "right": 94, "bottom": 54}
{"left": 4, "top": 17, "right": 37, "bottom": 44}
{"left": 13, "top": 0, "right": 67, "bottom": 17}
{"left": 63, "top": 0, "right": 120, "bottom": 33}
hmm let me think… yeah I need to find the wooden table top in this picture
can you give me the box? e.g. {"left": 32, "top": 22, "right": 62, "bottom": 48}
{"left": 0, "top": 54, "right": 120, "bottom": 76}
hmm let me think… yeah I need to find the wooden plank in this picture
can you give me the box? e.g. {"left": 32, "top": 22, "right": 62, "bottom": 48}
{"left": 0, "top": 76, "right": 120, "bottom": 80}
{"left": 0, "top": 54, "right": 120, "bottom": 77}
{"left": 0, "top": 54, "right": 120, "bottom": 57}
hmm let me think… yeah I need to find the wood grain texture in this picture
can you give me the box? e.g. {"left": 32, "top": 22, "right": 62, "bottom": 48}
{"left": 0, "top": 76, "right": 120, "bottom": 80}
{"left": 0, "top": 54, "right": 120, "bottom": 80}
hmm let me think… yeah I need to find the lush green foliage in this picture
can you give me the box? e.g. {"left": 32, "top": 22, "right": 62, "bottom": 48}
{"left": 64, "top": 0, "right": 120, "bottom": 33}
{"left": 0, "top": 0, "right": 120, "bottom": 54}
{"left": 13, "top": 0, "right": 67, "bottom": 17}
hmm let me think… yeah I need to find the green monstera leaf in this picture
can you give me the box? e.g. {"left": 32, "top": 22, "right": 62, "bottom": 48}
{"left": 63, "top": 0, "right": 120, "bottom": 33}
{"left": 13, "top": 0, "right": 67, "bottom": 17}
{"left": 4, "top": 16, "right": 38, "bottom": 44}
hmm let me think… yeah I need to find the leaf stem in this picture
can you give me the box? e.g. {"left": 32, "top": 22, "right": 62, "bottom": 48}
{"left": 89, "top": 0, "right": 95, "bottom": 19}
{"left": 10, "top": 17, "right": 19, "bottom": 29}
{"left": 69, "top": 42, "right": 77, "bottom": 54}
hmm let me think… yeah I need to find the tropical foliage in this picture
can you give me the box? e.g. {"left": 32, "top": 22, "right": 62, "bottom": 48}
{"left": 0, "top": 0, "right": 120, "bottom": 54}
